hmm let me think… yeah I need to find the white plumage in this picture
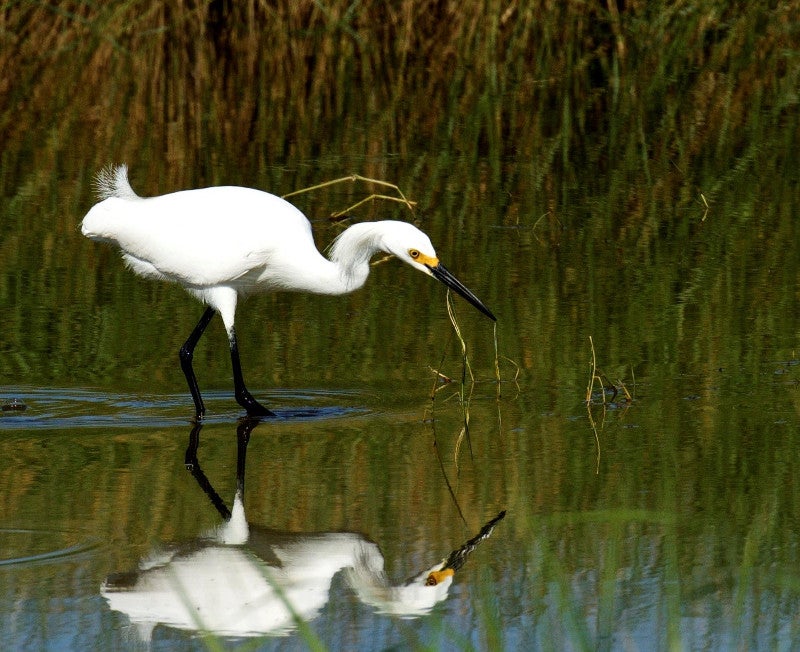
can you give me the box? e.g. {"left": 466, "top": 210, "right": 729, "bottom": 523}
{"left": 82, "top": 165, "right": 495, "bottom": 418}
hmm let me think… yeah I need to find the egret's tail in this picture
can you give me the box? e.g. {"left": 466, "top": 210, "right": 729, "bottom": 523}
{"left": 82, "top": 164, "right": 141, "bottom": 242}
{"left": 94, "top": 164, "right": 140, "bottom": 201}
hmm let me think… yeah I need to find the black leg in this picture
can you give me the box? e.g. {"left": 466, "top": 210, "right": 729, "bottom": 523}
{"left": 229, "top": 327, "right": 275, "bottom": 418}
{"left": 179, "top": 307, "right": 216, "bottom": 418}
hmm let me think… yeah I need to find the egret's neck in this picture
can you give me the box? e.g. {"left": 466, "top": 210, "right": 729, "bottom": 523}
{"left": 326, "top": 222, "right": 389, "bottom": 294}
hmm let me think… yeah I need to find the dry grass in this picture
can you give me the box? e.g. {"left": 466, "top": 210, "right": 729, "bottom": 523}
{"left": 3, "top": 1, "right": 796, "bottom": 199}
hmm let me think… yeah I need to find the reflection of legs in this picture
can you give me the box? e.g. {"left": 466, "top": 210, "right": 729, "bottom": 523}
{"left": 179, "top": 307, "right": 216, "bottom": 418}
{"left": 236, "top": 417, "right": 257, "bottom": 495}
{"left": 183, "top": 419, "right": 259, "bottom": 519}
{"left": 184, "top": 423, "right": 231, "bottom": 520}
{"left": 229, "top": 327, "right": 275, "bottom": 417}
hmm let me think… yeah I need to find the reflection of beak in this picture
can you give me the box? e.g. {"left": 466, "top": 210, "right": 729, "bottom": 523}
{"left": 424, "top": 510, "right": 506, "bottom": 586}
{"left": 427, "top": 263, "right": 497, "bottom": 321}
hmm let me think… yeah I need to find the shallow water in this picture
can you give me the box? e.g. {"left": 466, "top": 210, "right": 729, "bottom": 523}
{"left": 3, "top": 344, "right": 800, "bottom": 649}
{"left": 0, "top": 387, "right": 370, "bottom": 430}
{"left": 5, "top": 194, "right": 800, "bottom": 649}
{"left": 0, "top": 387, "right": 514, "bottom": 649}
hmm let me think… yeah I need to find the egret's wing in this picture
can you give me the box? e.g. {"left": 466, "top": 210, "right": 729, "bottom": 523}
{"left": 83, "top": 187, "right": 315, "bottom": 287}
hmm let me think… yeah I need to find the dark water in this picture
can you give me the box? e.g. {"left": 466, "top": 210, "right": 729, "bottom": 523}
{"left": 3, "top": 5, "right": 800, "bottom": 650}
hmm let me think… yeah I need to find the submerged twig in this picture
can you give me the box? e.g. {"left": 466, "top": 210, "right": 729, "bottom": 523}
{"left": 585, "top": 336, "right": 636, "bottom": 474}
{"left": 586, "top": 402, "right": 603, "bottom": 475}
{"left": 429, "top": 332, "right": 453, "bottom": 401}
{"left": 586, "top": 335, "right": 600, "bottom": 404}
{"left": 446, "top": 290, "right": 474, "bottom": 389}
{"left": 493, "top": 322, "right": 501, "bottom": 401}
{"left": 700, "top": 192, "right": 709, "bottom": 222}
{"left": 431, "top": 420, "right": 469, "bottom": 528}
{"left": 586, "top": 335, "right": 603, "bottom": 473}
{"left": 449, "top": 292, "right": 477, "bottom": 468}
{"left": 585, "top": 336, "right": 631, "bottom": 406}
{"left": 428, "top": 366, "right": 453, "bottom": 389}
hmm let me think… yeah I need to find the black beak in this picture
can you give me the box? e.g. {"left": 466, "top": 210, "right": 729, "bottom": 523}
{"left": 441, "top": 510, "right": 506, "bottom": 573}
{"left": 428, "top": 264, "right": 496, "bottom": 321}
{"left": 419, "top": 510, "right": 507, "bottom": 586}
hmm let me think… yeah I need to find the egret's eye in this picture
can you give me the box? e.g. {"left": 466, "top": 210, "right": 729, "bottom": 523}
{"left": 409, "top": 249, "right": 420, "bottom": 260}
{"left": 425, "top": 575, "right": 438, "bottom": 586}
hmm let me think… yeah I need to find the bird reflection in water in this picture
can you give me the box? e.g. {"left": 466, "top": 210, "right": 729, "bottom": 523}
{"left": 101, "top": 419, "right": 505, "bottom": 641}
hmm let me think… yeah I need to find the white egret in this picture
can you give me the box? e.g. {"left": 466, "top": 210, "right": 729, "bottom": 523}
{"left": 81, "top": 165, "right": 496, "bottom": 418}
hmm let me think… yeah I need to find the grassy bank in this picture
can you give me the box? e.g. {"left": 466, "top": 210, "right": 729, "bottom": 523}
{"left": 2, "top": 1, "right": 797, "bottom": 201}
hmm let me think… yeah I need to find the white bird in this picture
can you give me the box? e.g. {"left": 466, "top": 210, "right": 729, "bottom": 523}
{"left": 81, "top": 165, "right": 496, "bottom": 418}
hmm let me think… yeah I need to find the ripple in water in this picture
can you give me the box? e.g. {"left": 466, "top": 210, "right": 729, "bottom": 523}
{"left": 0, "top": 387, "right": 373, "bottom": 430}
{"left": 0, "top": 528, "right": 101, "bottom": 567}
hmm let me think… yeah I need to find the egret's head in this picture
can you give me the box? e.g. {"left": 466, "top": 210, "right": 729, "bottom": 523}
{"left": 379, "top": 222, "right": 439, "bottom": 274}
{"left": 381, "top": 221, "right": 496, "bottom": 321}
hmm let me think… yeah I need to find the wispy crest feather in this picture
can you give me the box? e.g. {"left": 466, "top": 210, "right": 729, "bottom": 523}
{"left": 94, "top": 164, "right": 141, "bottom": 201}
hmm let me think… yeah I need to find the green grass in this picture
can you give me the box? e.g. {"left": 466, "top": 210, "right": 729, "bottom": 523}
{"left": 2, "top": 1, "right": 796, "bottom": 203}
